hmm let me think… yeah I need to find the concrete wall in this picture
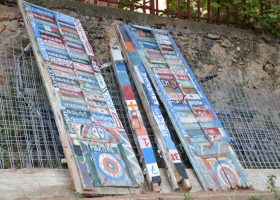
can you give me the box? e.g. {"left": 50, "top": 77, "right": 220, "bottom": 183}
{"left": 0, "top": 169, "right": 75, "bottom": 200}
{"left": 189, "top": 168, "right": 280, "bottom": 192}
{"left": 0, "top": 168, "right": 279, "bottom": 199}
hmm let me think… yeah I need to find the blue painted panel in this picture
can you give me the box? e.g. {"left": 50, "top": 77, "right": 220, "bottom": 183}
{"left": 124, "top": 24, "right": 250, "bottom": 190}
{"left": 22, "top": 1, "right": 144, "bottom": 191}
{"left": 118, "top": 24, "right": 190, "bottom": 184}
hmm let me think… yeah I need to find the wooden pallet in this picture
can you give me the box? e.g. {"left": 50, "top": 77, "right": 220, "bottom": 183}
{"left": 18, "top": 0, "right": 143, "bottom": 196}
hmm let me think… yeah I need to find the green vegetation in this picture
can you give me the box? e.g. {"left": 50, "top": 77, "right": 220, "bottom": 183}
{"left": 167, "top": 0, "right": 280, "bottom": 36}
{"left": 267, "top": 174, "right": 280, "bottom": 200}
{"left": 82, "top": 0, "right": 279, "bottom": 36}
{"left": 184, "top": 192, "right": 194, "bottom": 200}
{"left": 247, "top": 196, "right": 262, "bottom": 200}
{"left": 121, "top": 0, "right": 141, "bottom": 8}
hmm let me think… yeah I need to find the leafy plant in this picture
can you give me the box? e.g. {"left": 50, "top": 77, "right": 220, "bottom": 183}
{"left": 267, "top": 174, "right": 280, "bottom": 200}
{"left": 255, "top": 4, "right": 280, "bottom": 37}
{"left": 247, "top": 196, "right": 262, "bottom": 200}
{"left": 121, "top": 0, "right": 142, "bottom": 9}
{"left": 184, "top": 192, "right": 194, "bottom": 200}
{"left": 163, "top": 0, "right": 280, "bottom": 36}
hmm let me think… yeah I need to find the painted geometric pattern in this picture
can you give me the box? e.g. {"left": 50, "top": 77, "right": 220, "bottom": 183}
{"left": 22, "top": 2, "right": 143, "bottom": 189}
{"left": 116, "top": 24, "right": 190, "bottom": 190}
{"left": 124, "top": 24, "right": 250, "bottom": 191}
{"left": 110, "top": 35, "right": 161, "bottom": 189}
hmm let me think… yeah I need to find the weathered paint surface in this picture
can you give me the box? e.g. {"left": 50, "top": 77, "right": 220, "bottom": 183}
{"left": 116, "top": 24, "right": 191, "bottom": 191}
{"left": 22, "top": 1, "right": 143, "bottom": 191}
{"left": 123, "top": 24, "right": 250, "bottom": 191}
{"left": 110, "top": 33, "right": 161, "bottom": 190}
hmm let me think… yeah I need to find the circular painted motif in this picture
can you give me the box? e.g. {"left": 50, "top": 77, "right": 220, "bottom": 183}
{"left": 98, "top": 153, "right": 123, "bottom": 178}
{"left": 216, "top": 163, "right": 238, "bottom": 186}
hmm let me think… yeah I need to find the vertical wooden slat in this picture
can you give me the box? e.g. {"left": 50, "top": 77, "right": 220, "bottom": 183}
{"left": 94, "top": 0, "right": 97, "bottom": 5}
{"left": 143, "top": 0, "right": 146, "bottom": 14}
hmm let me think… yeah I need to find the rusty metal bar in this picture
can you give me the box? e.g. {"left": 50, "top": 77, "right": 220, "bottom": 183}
{"left": 143, "top": 0, "right": 146, "bottom": 13}
{"left": 235, "top": 4, "right": 239, "bottom": 26}
{"left": 166, "top": 0, "right": 170, "bottom": 17}
{"left": 260, "top": 0, "right": 263, "bottom": 15}
{"left": 150, "top": 0, "right": 155, "bottom": 15}
{"left": 217, "top": 0, "right": 220, "bottom": 24}
{"left": 226, "top": 6, "right": 229, "bottom": 26}
{"left": 187, "top": 0, "right": 191, "bottom": 19}
{"left": 207, "top": 0, "right": 211, "bottom": 23}
{"left": 197, "top": 0, "right": 201, "bottom": 22}
{"left": 119, "top": 0, "right": 123, "bottom": 8}
{"left": 177, "top": 0, "right": 181, "bottom": 18}
{"left": 155, "top": 0, "right": 159, "bottom": 15}
{"left": 130, "top": 0, "right": 135, "bottom": 11}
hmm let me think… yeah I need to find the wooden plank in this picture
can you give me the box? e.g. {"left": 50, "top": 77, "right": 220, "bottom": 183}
{"left": 109, "top": 29, "right": 161, "bottom": 191}
{"left": 18, "top": 1, "right": 143, "bottom": 196}
{"left": 123, "top": 24, "right": 250, "bottom": 191}
{"left": 18, "top": 0, "right": 84, "bottom": 193}
{"left": 116, "top": 24, "right": 191, "bottom": 192}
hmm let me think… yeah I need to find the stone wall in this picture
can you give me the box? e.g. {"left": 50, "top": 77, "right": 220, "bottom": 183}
{"left": 0, "top": 4, "right": 29, "bottom": 58}
{"left": 26, "top": 0, "right": 280, "bottom": 95}
{"left": 1, "top": 0, "right": 280, "bottom": 93}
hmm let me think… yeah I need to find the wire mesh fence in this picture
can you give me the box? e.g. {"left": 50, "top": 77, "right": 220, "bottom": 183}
{"left": 202, "top": 78, "right": 280, "bottom": 169}
{"left": 1, "top": 19, "right": 280, "bottom": 170}
{"left": 79, "top": 17, "right": 280, "bottom": 170}
{"left": 0, "top": 44, "right": 63, "bottom": 169}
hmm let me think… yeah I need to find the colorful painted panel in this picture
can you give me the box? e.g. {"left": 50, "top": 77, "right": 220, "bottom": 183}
{"left": 123, "top": 24, "right": 250, "bottom": 191}
{"left": 21, "top": 1, "right": 143, "bottom": 193}
{"left": 116, "top": 24, "right": 191, "bottom": 191}
{"left": 110, "top": 33, "right": 161, "bottom": 190}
